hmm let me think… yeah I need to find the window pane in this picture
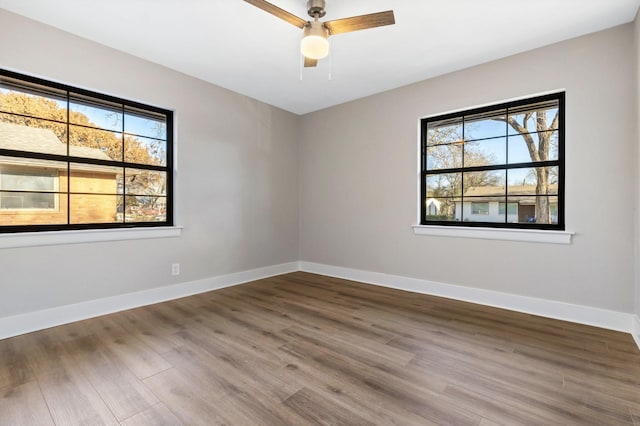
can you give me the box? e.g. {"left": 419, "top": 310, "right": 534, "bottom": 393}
{"left": 507, "top": 130, "right": 558, "bottom": 164}
{"left": 426, "top": 173, "right": 462, "bottom": 198}
{"left": 427, "top": 144, "right": 462, "bottom": 170}
{"left": 462, "top": 170, "right": 506, "bottom": 196}
{"left": 125, "top": 107, "right": 167, "bottom": 139}
{"left": 69, "top": 124, "right": 122, "bottom": 161}
{"left": 70, "top": 194, "right": 118, "bottom": 224}
{"left": 124, "top": 169, "right": 167, "bottom": 196}
{"left": 69, "top": 163, "right": 121, "bottom": 195}
{"left": 125, "top": 135, "right": 166, "bottom": 166}
{"left": 0, "top": 114, "right": 68, "bottom": 156}
{"left": 508, "top": 100, "right": 559, "bottom": 135}
{"left": 0, "top": 81, "right": 67, "bottom": 121}
{"left": 507, "top": 167, "right": 558, "bottom": 195}
{"left": 424, "top": 197, "right": 458, "bottom": 222}
{"left": 69, "top": 94, "right": 122, "bottom": 132}
{"left": 463, "top": 110, "right": 506, "bottom": 140}
{"left": 508, "top": 195, "right": 558, "bottom": 225}
{"left": 427, "top": 117, "right": 463, "bottom": 146}
{"left": 123, "top": 196, "right": 167, "bottom": 222}
{"left": 464, "top": 137, "right": 506, "bottom": 167}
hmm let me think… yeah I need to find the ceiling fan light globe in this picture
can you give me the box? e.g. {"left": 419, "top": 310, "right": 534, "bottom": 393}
{"left": 301, "top": 20, "right": 329, "bottom": 60}
{"left": 301, "top": 35, "right": 329, "bottom": 59}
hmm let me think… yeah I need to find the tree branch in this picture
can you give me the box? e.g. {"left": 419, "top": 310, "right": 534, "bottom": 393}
{"left": 493, "top": 116, "right": 540, "bottom": 162}
{"left": 537, "top": 111, "right": 559, "bottom": 161}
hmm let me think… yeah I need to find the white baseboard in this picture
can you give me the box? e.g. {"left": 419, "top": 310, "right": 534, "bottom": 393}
{"left": 633, "top": 315, "right": 640, "bottom": 350}
{"left": 0, "top": 261, "right": 300, "bottom": 340}
{"left": 299, "top": 261, "right": 634, "bottom": 334}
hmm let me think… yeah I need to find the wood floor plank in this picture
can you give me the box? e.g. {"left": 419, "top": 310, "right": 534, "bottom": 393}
{"left": 0, "top": 381, "right": 54, "bottom": 426}
{"left": 84, "top": 315, "right": 173, "bottom": 379}
{"left": 0, "top": 271, "right": 638, "bottom": 425}
{"left": 142, "top": 368, "right": 231, "bottom": 426}
{"left": 479, "top": 418, "right": 505, "bottom": 426}
{"left": 282, "top": 324, "right": 414, "bottom": 368}
{"left": 120, "top": 402, "right": 183, "bottom": 426}
{"left": 168, "top": 330, "right": 304, "bottom": 401}
{"left": 38, "top": 366, "right": 119, "bottom": 425}
{"left": 281, "top": 350, "right": 441, "bottom": 425}
{"left": 65, "top": 335, "right": 159, "bottom": 421}
{"left": 283, "top": 387, "right": 375, "bottom": 426}
{"left": 0, "top": 338, "right": 33, "bottom": 390}
{"left": 7, "top": 331, "right": 120, "bottom": 424}
{"left": 408, "top": 345, "right": 590, "bottom": 423}
{"left": 282, "top": 337, "right": 480, "bottom": 425}
{"left": 114, "top": 309, "right": 186, "bottom": 354}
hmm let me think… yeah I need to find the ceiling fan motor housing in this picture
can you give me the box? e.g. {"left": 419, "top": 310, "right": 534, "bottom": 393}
{"left": 307, "top": 0, "right": 326, "bottom": 18}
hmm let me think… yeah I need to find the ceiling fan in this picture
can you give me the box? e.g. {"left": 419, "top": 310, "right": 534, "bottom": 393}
{"left": 244, "top": 0, "right": 395, "bottom": 67}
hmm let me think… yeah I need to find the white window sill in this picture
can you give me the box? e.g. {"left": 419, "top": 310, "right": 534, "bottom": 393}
{"left": 412, "top": 225, "right": 573, "bottom": 244}
{"left": 0, "top": 226, "right": 183, "bottom": 249}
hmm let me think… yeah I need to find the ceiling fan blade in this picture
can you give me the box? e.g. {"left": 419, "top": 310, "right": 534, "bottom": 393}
{"left": 324, "top": 10, "right": 395, "bottom": 35}
{"left": 304, "top": 57, "right": 318, "bottom": 68}
{"left": 244, "top": 0, "right": 307, "bottom": 29}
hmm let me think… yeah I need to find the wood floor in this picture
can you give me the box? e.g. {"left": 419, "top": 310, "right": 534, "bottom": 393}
{"left": 1, "top": 272, "right": 639, "bottom": 425}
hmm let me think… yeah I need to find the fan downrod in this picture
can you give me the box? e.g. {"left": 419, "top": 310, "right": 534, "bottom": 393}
{"left": 307, "top": 0, "right": 326, "bottom": 18}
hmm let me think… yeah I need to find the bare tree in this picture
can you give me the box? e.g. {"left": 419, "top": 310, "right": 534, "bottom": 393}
{"left": 494, "top": 109, "right": 559, "bottom": 223}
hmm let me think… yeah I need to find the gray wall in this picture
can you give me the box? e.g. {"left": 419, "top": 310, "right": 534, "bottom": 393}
{"left": 300, "top": 24, "right": 637, "bottom": 313}
{"left": 0, "top": 10, "right": 300, "bottom": 317}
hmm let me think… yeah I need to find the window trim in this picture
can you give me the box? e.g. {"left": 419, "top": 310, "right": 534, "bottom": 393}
{"left": 412, "top": 225, "right": 573, "bottom": 244}
{"left": 0, "top": 68, "right": 174, "bottom": 233}
{"left": 419, "top": 92, "right": 565, "bottom": 231}
{"left": 0, "top": 226, "right": 182, "bottom": 249}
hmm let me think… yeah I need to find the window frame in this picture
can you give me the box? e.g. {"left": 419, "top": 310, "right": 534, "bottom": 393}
{"left": 0, "top": 68, "right": 174, "bottom": 234}
{"left": 419, "top": 92, "right": 565, "bottom": 231}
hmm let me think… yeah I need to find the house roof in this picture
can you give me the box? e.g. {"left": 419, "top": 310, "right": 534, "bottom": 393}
{"left": 464, "top": 184, "right": 558, "bottom": 198}
{"left": 0, "top": 121, "right": 112, "bottom": 160}
{"left": 0, "top": 121, "right": 118, "bottom": 174}
{"left": 448, "top": 184, "right": 559, "bottom": 204}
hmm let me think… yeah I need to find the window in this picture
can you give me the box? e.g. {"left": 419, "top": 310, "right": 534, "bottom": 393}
{"left": 0, "top": 69, "right": 173, "bottom": 233}
{"left": 0, "top": 170, "right": 57, "bottom": 210}
{"left": 471, "top": 202, "right": 489, "bottom": 215}
{"left": 421, "top": 92, "right": 564, "bottom": 230}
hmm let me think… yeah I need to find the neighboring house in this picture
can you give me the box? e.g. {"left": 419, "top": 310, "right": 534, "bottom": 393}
{"left": 0, "top": 121, "right": 118, "bottom": 225}
{"left": 425, "top": 198, "right": 442, "bottom": 216}
{"left": 454, "top": 184, "right": 559, "bottom": 223}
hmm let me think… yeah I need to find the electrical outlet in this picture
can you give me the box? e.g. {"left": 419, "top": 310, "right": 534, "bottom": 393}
{"left": 171, "top": 263, "right": 180, "bottom": 276}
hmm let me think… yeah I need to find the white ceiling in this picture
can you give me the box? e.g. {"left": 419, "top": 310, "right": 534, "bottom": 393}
{"left": 1, "top": 0, "right": 639, "bottom": 115}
